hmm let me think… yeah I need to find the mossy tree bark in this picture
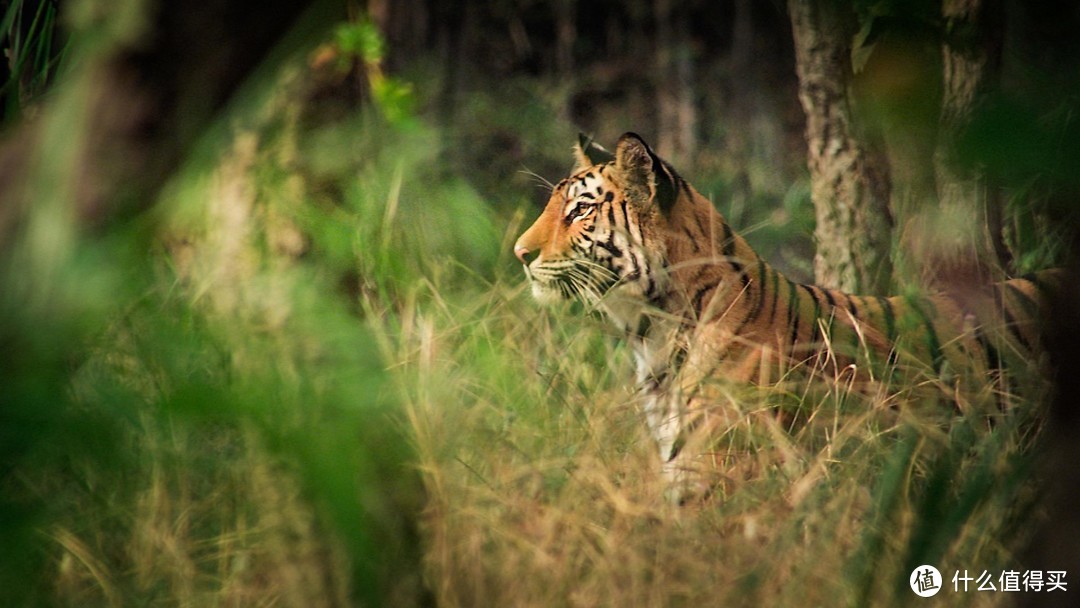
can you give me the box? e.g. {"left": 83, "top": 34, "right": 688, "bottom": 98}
{"left": 788, "top": 0, "right": 894, "bottom": 295}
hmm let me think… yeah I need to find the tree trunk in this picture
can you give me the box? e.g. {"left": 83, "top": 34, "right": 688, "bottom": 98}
{"left": 931, "top": 0, "right": 1009, "bottom": 285}
{"left": 788, "top": 0, "right": 893, "bottom": 294}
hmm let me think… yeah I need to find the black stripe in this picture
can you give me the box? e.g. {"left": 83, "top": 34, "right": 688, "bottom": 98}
{"left": 876, "top": 297, "right": 897, "bottom": 343}
{"left": 786, "top": 279, "right": 801, "bottom": 349}
{"left": 847, "top": 295, "right": 859, "bottom": 319}
{"left": 819, "top": 287, "right": 837, "bottom": 309}
{"left": 654, "top": 159, "right": 678, "bottom": 212}
{"left": 991, "top": 283, "right": 1032, "bottom": 351}
{"left": 619, "top": 201, "right": 634, "bottom": 240}
{"left": 692, "top": 214, "right": 708, "bottom": 238}
{"left": 730, "top": 260, "right": 750, "bottom": 291}
{"left": 800, "top": 284, "right": 822, "bottom": 345}
{"left": 721, "top": 222, "right": 736, "bottom": 257}
{"left": 1020, "top": 271, "right": 1042, "bottom": 286}
{"left": 742, "top": 258, "right": 769, "bottom": 325}
{"left": 973, "top": 324, "right": 1005, "bottom": 372}
{"left": 563, "top": 202, "right": 580, "bottom": 224}
{"left": 692, "top": 284, "right": 716, "bottom": 314}
{"left": 907, "top": 296, "right": 943, "bottom": 373}
{"left": 1021, "top": 271, "right": 1056, "bottom": 301}
{"left": 732, "top": 260, "right": 768, "bottom": 334}
{"left": 766, "top": 266, "right": 781, "bottom": 325}
{"left": 876, "top": 297, "right": 898, "bottom": 366}
{"left": 626, "top": 252, "right": 641, "bottom": 280}
{"left": 845, "top": 295, "right": 861, "bottom": 358}
{"left": 597, "top": 237, "right": 622, "bottom": 258}
{"left": 1005, "top": 282, "right": 1038, "bottom": 318}
{"left": 1002, "top": 307, "right": 1032, "bottom": 352}
{"left": 817, "top": 286, "right": 838, "bottom": 345}
{"left": 635, "top": 314, "right": 653, "bottom": 339}
{"left": 667, "top": 436, "right": 683, "bottom": 462}
{"left": 645, "top": 277, "right": 658, "bottom": 300}
{"left": 688, "top": 264, "right": 709, "bottom": 285}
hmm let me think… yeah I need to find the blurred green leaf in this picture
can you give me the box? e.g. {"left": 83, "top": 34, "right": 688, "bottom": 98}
{"left": 372, "top": 77, "right": 416, "bottom": 127}
{"left": 336, "top": 20, "right": 384, "bottom": 64}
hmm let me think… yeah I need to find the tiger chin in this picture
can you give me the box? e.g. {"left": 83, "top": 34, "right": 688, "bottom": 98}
{"left": 515, "top": 132, "right": 1053, "bottom": 504}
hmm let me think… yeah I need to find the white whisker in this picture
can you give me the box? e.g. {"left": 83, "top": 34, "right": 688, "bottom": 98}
{"left": 518, "top": 167, "right": 555, "bottom": 191}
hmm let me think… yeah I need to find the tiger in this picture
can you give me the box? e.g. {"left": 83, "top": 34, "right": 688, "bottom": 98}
{"left": 514, "top": 131, "right": 1055, "bottom": 501}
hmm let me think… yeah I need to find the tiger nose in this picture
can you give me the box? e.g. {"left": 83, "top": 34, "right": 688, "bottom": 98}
{"left": 514, "top": 245, "right": 535, "bottom": 265}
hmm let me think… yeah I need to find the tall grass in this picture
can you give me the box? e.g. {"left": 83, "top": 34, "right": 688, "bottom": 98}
{"left": 1, "top": 0, "right": 67, "bottom": 122}
{"left": 394, "top": 274, "right": 1047, "bottom": 606}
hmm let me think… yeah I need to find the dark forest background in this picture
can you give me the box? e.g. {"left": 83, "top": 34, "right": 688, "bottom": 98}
{"left": 367, "top": 0, "right": 820, "bottom": 280}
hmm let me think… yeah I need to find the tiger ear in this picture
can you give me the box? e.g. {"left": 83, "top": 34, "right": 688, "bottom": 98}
{"left": 573, "top": 133, "right": 615, "bottom": 172}
{"left": 613, "top": 132, "right": 678, "bottom": 213}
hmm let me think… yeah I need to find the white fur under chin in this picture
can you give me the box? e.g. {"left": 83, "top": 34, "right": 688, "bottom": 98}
{"left": 530, "top": 281, "right": 563, "bottom": 306}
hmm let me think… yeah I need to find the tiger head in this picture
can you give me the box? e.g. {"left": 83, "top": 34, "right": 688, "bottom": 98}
{"left": 514, "top": 133, "right": 683, "bottom": 324}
